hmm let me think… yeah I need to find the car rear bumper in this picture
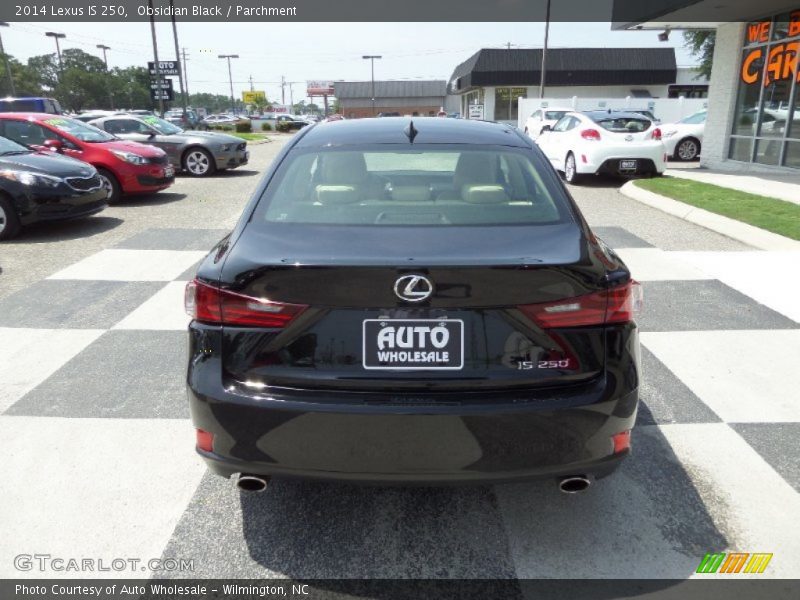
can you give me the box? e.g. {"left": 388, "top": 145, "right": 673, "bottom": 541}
{"left": 187, "top": 323, "right": 640, "bottom": 484}
{"left": 576, "top": 143, "right": 666, "bottom": 176}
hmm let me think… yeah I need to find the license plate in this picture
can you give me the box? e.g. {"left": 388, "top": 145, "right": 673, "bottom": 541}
{"left": 362, "top": 318, "right": 464, "bottom": 370}
{"left": 165, "top": 165, "right": 175, "bottom": 177}
{"left": 619, "top": 159, "right": 637, "bottom": 170}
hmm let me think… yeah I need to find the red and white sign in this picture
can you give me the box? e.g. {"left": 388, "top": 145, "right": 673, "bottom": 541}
{"left": 307, "top": 80, "right": 334, "bottom": 96}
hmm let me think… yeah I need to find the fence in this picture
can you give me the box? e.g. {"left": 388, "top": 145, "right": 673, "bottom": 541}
{"left": 517, "top": 97, "right": 708, "bottom": 130}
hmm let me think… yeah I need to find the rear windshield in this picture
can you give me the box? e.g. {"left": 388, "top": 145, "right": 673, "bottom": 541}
{"left": 594, "top": 117, "right": 652, "bottom": 133}
{"left": 256, "top": 145, "right": 571, "bottom": 226}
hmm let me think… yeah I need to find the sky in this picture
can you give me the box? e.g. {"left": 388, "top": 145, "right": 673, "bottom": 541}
{"left": 1, "top": 21, "right": 695, "bottom": 104}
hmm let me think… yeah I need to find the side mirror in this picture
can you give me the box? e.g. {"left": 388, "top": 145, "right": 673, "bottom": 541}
{"left": 43, "top": 139, "right": 63, "bottom": 152}
{"left": 540, "top": 125, "right": 552, "bottom": 133}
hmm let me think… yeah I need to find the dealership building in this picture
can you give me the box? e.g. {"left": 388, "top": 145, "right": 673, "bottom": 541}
{"left": 333, "top": 80, "right": 450, "bottom": 119}
{"left": 448, "top": 47, "right": 692, "bottom": 122}
{"left": 617, "top": 1, "right": 800, "bottom": 172}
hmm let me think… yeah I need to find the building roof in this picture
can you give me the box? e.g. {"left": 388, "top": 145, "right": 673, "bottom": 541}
{"left": 334, "top": 80, "right": 448, "bottom": 99}
{"left": 294, "top": 117, "right": 530, "bottom": 148}
{"left": 450, "top": 47, "right": 677, "bottom": 91}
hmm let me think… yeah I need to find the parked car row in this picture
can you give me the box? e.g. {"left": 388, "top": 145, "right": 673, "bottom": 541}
{"left": 0, "top": 110, "right": 250, "bottom": 239}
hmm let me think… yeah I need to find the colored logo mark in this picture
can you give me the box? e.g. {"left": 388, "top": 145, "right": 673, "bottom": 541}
{"left": 696, "top": 552, "right": 773, "bottom": 574}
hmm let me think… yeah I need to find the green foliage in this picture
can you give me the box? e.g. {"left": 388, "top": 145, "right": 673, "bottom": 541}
{"left": 235, "top": 121, "right": 252, "bottom": 133}
{"left": 261, "top": 122, "right": 273, "bottom": 131}
{"left": 683, "top": 30, "right": 716, "bottom": 79}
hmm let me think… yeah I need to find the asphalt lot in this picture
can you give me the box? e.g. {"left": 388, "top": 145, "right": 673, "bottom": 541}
{"left": 1, "top": 138, "right": 798, "bottom": 583}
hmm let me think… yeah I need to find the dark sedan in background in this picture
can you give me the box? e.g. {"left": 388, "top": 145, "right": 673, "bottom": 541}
{"left": 0, "top": 135, "right": 107, "bottom": 240}
{"left": 89, "top": 114, "right": 248, "bottom": 177}
{"left": 185, "top": 118, "right": 642, "bottom": 493}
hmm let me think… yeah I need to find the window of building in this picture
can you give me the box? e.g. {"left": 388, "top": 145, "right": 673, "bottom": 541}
{"left": 729, "top": 9, "right": 800, "bottom": 168}
{"left": 494, "top": 87, "right": 526, "bottom": 121}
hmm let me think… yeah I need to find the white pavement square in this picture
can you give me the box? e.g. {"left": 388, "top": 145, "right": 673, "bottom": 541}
{"left": 47, "top": 249, "right": 207, "bottom": 282}
{"left": 0, "top": 416, "right": 206, "bottom": 579}
{"left": 0, "top": 328, "right": 105, "bottom": 414}
{"left": 614, "top": 248, "right": 711, "bottom": 281}
{"left": 672, "top": 251, "right": 800, "bottom": 324}
{"left": 113, "top": 282, "right": 191, "bottom": 331}
{"left": 659, "top": 423, "right": 800, "bottom": 578}
{"left": 641, "top": 330, "right": 800, "bottom": 423}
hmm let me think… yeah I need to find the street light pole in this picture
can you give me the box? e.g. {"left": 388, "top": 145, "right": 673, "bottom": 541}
{"left": 96, "top": 44, "right": 113, "bottom": 109}
{"left": 362, "top": 55, "right": 382, "bottom": 117}
{"left": 0, "top": 22, "right": 15, "bottom": 96}
{"left": 218, "top": 54, "right": 239, "bottom": 114}
{"left": 45, "top": 31, "right": 66, "bottom": 80}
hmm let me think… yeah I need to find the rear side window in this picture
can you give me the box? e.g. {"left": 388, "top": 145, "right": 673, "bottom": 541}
{"left": 594, "top": 117, "right": 652, "bottom": 133}
{"left": 545, "top": 111, "right": 567, "bottom": 120}
{"left": 256, "top": 145, "right": 572, "bottom": 226}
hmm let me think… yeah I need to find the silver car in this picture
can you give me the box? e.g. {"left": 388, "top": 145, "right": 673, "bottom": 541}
{"left": 88, "top": 114, "right": 249, "bottom": 176}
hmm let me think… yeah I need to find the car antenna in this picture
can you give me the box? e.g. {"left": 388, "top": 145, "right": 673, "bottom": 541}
{"left": 404, "top": 120, "right": 418, "bottom": 143}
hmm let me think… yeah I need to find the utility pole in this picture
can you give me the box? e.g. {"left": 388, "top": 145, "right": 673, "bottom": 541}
{"left": 181, "top": 47, "right": 190, "bottom": 99}
{"left": 288, "top": 82, "right": 294, "bottom": 110}
{"left": 281, "top": 75, "right": 285, "bottom": 105}
{"left": 96, "top": 44, "right": 113, "bottom": 109}
{"left": 147, "top": 0, "right": 164, "bottom": 115}
{"left": 248, "top": 75, "right": 254, "bottom": 91}
{"left": 45, "top": 31, "right": 66, "bottom": 81}
{"left": 169, "top": 0, "right": 187, "bottom": 116}
{"left": 539, "top": 0, "right": 551, "bottom": 99}
{"left": 0, "top": 23, "right": 15, "bottom": 96}
{"left": 218, "top": 54, "right": 239, "bottom": 114}
{"left": 362, "top": 55, "right": 382, "bottom": 117}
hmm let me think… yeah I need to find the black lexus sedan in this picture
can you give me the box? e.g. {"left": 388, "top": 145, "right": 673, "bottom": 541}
{"left": 0, "top": 136, "right": 107, "bottom": 240}
{"left": 185, "top": 118, "right": 642, "bottom": 492}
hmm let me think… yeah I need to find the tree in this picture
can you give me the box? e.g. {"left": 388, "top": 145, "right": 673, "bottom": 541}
{"left": 683, "top": 30, "right": 716, "bottom": 79}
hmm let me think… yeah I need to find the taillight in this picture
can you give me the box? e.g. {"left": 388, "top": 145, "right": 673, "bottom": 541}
{"left": 651, "top": 127, "right": 662, "bottom": 140}
{"left": 185, "top": 279, "right": 308, "bottom": 328}
{"left": 519, "top": 280, "right": 642, "bottom": 328}
{"left": 580, "top": 128, "right": 601, "bottom": 141}
{"left": 196, "top": 428, "right": 214, "bottom": 452}
{"left": 612, "top": 430, "right": 631, "bottom": 454}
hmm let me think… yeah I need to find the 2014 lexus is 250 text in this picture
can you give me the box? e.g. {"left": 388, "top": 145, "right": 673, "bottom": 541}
{"left": 185, "top": 117, "right": 642, "bottom": 493}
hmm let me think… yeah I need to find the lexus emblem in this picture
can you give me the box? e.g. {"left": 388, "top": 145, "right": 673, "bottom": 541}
{"left": 394, "top": 274, "right": 433, "bottom": 303}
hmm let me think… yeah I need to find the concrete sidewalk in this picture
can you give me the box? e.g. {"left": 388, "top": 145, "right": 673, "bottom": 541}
{"left": 665, "top": 167, "right": 800, "bottom": 205}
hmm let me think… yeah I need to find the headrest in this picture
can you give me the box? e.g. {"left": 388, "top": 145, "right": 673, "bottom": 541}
{"left": 316, "top": 185, "right": 360, "bottom": 205}
{"left": 461, "top": 184, "right": 509, "bottom": 204}
{"left": 320, "top": 152, "right": 368, "bottom": 185}
{"left": 389, "top": 185, "right": 432, "bottom": 202}
{"left": 454, "top": 152, "right": 499, "bottom": 189}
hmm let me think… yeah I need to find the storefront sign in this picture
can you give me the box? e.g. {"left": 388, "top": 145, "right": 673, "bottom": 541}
{"left": 741, "top": 10, "right": 800, "bottom": 86}
{"left": 468, "top": 104, "right": 484, "bottom": 120}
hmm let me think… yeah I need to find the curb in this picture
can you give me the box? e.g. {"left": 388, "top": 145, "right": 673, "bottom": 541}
{"left": 619, "top": 181, "right": 800, "bottom": 251}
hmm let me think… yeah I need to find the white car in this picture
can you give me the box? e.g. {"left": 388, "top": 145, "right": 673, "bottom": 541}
{"left": 536, "top": 111, "right": 667, "bottom": 183}
{"left": 524, "top": 107, "right": 572, "bottom": 139}
{"left": 662, "top": 110, "right": 706, "bottom": 161}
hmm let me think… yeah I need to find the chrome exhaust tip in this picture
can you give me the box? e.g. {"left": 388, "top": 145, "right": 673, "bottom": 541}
{"left": 558, "top": 475, "right": 591, "bottom": 494}
{"left": 237, "top": 474, "right": 269, "bottom": 492}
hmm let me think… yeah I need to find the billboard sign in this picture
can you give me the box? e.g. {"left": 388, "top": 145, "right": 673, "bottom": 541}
{"left": 307, "top": 80, "right": 334, "bottom": 96}
{"left": 242, "top": 90, "right": 267, "bottom": 104}
{"left": 150, "top": 78, "right": 174, "bottom": 101}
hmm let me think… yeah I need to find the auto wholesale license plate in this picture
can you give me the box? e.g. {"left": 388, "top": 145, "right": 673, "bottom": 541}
{"left": 165, "top": 165, "right": 175, "bottom": 177}
{"left": 619, "top": 159, "right": 637, "bottom": 170}
{"left": 362, "top": 319, "right": 464, "bottom": 370}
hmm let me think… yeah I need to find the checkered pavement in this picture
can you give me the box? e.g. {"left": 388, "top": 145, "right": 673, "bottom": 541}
{"left": 1, "top": 226, "right": 798, "bottom": 580}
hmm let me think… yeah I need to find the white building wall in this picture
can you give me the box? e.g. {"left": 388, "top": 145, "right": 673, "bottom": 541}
{"left": 701, "top": 22, "right": 745, "bottom": 169}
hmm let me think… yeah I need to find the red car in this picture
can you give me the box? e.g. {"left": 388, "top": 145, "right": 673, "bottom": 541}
{"left": 0, "top": 113, "right": 175, "bottom": 203}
